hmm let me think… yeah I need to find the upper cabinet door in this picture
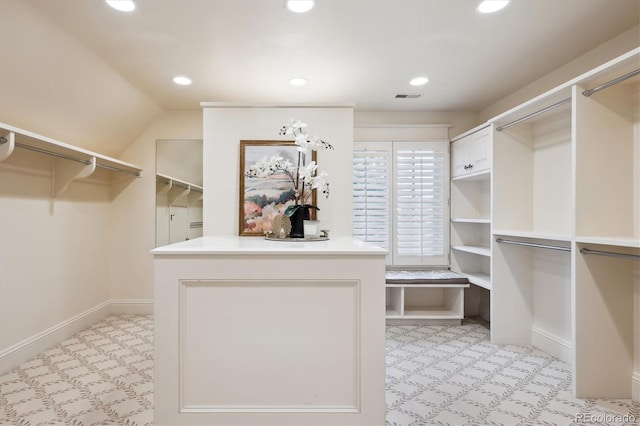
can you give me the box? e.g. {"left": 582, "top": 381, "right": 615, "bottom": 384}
{"left": 470, "top": 127, "right": 491, "bottom": 174}
{"left": 451, "top": 126, "right": 491, "bottom": 178}
{"left": 451, "top": 137, "right": 470, "bottom": 178}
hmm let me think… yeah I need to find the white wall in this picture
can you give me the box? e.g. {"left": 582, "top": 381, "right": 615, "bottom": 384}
{"left": 0, "top": 150, "right": 111, "bottom": 359}
{"left": 0, "top": 0, "right": 162, "bottom": 157}
{"left": 203, "top": 106, "right": 354, "bottom": 236}
{"left": 157, "top": 140, "right": 203, "bottom": 186}
{"left": 110, "top": 112, "right": 203, "bottom": 300}
{"left": 354, "top": 111, "right": 478, "bottom": 140}
{"left": 479, "top": 25, "right": 639, "bottom": 123}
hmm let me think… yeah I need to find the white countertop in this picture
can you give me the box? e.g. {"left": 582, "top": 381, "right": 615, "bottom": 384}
{"left": 151, "top": 235, "right": 388, "bottom": 256}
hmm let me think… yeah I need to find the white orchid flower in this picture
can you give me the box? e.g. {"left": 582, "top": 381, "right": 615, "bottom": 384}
{"left": 280, "top": 118, "right": 308, "bottom": 136}
{"left": 298, "top": 161, "right": 318, "bottom": 183}
{"left": 310, "top": 170, "right": 328, "bottom": 189}
{"left": 295, "top": 133, "right": 310, "bottom": 153}
{"left": 253, "top": 118, "right": 334, "bottom": 205}
{"left": 291, "top": 119, "right": 307, "bottom": 130}
{"left": 308, "top": 135, "right": 334, "bottom": 151}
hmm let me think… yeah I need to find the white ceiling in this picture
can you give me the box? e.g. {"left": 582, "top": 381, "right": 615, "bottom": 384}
{"left": 28, "top": 0, "right": 640, "bottom": 113}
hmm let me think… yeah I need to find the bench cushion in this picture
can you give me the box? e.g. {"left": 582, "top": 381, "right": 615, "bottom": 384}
{"left": 385, "top": 270, "right": 469, "bottom": 284}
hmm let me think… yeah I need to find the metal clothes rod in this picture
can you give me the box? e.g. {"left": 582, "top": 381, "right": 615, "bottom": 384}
{"left": 0, "top": 138, "right": 140, "bottom": 177}
{"left": 582, "top": 69, "right": 640, "bottom": 97}
{"left": 495, "top": 97, "right": 571, "bottom": 132}
{"left": 496, "top": 237, "right": 571, "bottom": 252}
{"left": 580, "top": 248, "right": 640, "bottom": 261}
{"left": 15, "top": 141, "right": 92, "bottom": 165}
{"left": 95, "top": 163, "right": 140, "bottom": 177}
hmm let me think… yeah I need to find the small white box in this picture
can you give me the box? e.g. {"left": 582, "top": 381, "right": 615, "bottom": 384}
{"left": 303, "top": 220, "right": 321, "bottom": 238}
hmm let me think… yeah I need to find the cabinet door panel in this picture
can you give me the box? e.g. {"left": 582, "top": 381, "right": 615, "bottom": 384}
{"left": 451, "top": 138, "right": 469, "bottom": 178}
{"left": 471, "top": 129, "right": 491, "bottom": 173}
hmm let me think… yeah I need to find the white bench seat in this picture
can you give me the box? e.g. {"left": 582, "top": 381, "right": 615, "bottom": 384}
{"left": 385, "top": 269, "right": 469, "bottom": 325}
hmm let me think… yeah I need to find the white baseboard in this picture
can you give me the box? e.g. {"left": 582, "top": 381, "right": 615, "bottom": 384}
{"left": 109, "top": 299, "right": 154, "bottom": 315}
{"left": 0, "top": 299, "right": 152, "bottom": 375}
{"left": 531, "top": 327, "right": 572, "bottom": 364}
{"left": 633, "top": 371, "right": 640, "bottom": 402}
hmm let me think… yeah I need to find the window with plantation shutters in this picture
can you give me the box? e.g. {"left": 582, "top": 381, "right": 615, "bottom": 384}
{"left": 393, "top": 141, "right": 449, "bottom": 266}
{"left": 353, "top": 142, "right": 392, "bottom": 261}
{"left": 353, "top": 140, "right": 449, "bottom": 266}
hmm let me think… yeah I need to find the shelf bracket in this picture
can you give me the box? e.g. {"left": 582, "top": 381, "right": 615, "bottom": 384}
{"left": 157, "top": 178, "right": 173, "bottom": 194}
{"left": 167, "top": 184, "right": 191, "bottom": 206}
{"left": 0, "top": 131, "right": 15, "bottom": 161}
{"left": 187, "top": 189, "right": 203, "bottom": 205}
{"left": 51, "top": 156, "right": 96, "bottom": 197}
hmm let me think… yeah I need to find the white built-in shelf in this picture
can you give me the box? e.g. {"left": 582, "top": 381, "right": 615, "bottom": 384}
{"left": 462, "top": 272, "right": 491, "bottom": 290}
{"left": 385, "top": 308, "right": 401, "bottom": 317}
{"left": 386, "top": 283, "right": 470, "bottom": 289}
{"left": 156, "top": 173, "right": 203, "bottom": 193}
{"left": 386, "top": 307, "right": 462, "bottom": 320}
{"left": 156, "top": 173, "right": 204, "bottom": 205}
{"left": 492, "top": 230, "right": 572, "bottom": 243}
{"left": 452, "top": 218, "right": 491, "bottom": 224}
{"left": 0, "top": 121, "right": 142, "bottom": 197}
{"left": 575, "top": 236, "right": 640, "bottom": 249}
{"left": 451, "top": 169, "right": 490, "bottom": 182}
{"left": 402, "top": 307, "right": 461, "bottom": 319}
{"left": 452, "top": 245, "right": 491, "bottom": 257}
{"left": 0, "top": 122, "right": 142, "bottom": 176}
{"left": 385, "top": 281, "right": 468, "bottom": 323}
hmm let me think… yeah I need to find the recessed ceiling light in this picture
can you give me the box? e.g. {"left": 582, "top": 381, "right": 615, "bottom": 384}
{"left": 410, "top": 77, "right": 429, "bottom": 86}
{"left": 172, "top": 76, "right": 192, "bottom": 86}
{"left": 477, "top": 0, "right": 510, "bottom": 13}
{"left": 289, "top": 77, "right": 307, "bottom": 86}
{"left": 105, "top": 0, "right": 136, "bottom": 12}
{"left": 285, "top": 0, "right": 315, "bottom": 13}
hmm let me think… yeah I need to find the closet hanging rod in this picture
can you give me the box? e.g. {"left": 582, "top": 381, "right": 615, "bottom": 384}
{"left": 11, "top": 141, "right": 91, "bottom": 165}
{"left": 0, "top": 138, "right": 141, "bottom": 177}
{"left": 496, "top": 237, "right": 571, "bottom": 252}
{"left": 95, "top": 163, "right": 140, "bottom": 177}
{"left": 582, "top": 68, "right": 640, "bottom": 97}
{"left": 495, "top": 97, "right": 571, "bottom": 132}
{"left": 579, "top": 248, "right": 640, "bottom": 261}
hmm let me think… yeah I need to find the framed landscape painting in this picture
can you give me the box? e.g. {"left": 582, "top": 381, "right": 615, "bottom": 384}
{"left": 239, "top": 140, "right": 316, "bottom": 236}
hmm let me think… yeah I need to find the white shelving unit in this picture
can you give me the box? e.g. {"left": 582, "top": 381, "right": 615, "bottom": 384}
{"left": 571, "top": 56, "right": 640, "bottom": 398}
{"left": 156, "top": 173, "right": 203, "bottom": 201}
{"left": 487, "top": 48, "right": 640, "bottom": 399}
{"left": 385, "top": 283, "right": 469, "bottom": 324}
{"left": 0, "top": 122, "right": 142, "bottom": 196}
{"left": 451, "top": 124, "right": 492, "bottom": 295}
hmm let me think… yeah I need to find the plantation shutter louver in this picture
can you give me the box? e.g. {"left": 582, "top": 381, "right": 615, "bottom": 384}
{"left": 353, "top": 142, "right": 392, "bottom": 261}
{"left": 393, "top": 141, "right": 450, "bottom": 266}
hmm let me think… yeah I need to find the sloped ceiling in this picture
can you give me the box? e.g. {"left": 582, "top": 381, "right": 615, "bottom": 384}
{"left": 0, "top": 0, "right": 638, "bottom": 156}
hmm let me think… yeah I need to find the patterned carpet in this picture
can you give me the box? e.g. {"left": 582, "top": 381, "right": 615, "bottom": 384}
{"left": 385, "top": 324, "right": 638, "bottom": 426}
{"left": 0, "top": 314, "right": 637, "bottom": 425}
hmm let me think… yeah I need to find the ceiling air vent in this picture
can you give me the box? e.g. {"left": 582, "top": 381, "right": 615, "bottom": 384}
{"left": 395, "top": 94, "right": 421, "bottom": 98}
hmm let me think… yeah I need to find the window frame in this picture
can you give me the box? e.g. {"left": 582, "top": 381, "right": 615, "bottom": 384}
{"left": 353, "top": 140, "right": 450, "bottom": 266}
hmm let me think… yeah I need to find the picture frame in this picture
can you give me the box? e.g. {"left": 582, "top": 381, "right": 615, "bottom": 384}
{"left": 239, "top": 140, "right": 317, "bottom": 236}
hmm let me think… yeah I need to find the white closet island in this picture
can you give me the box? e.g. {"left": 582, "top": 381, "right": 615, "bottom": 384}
{"left": 151, "top": 235, "right": 387, "bottom": 426}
